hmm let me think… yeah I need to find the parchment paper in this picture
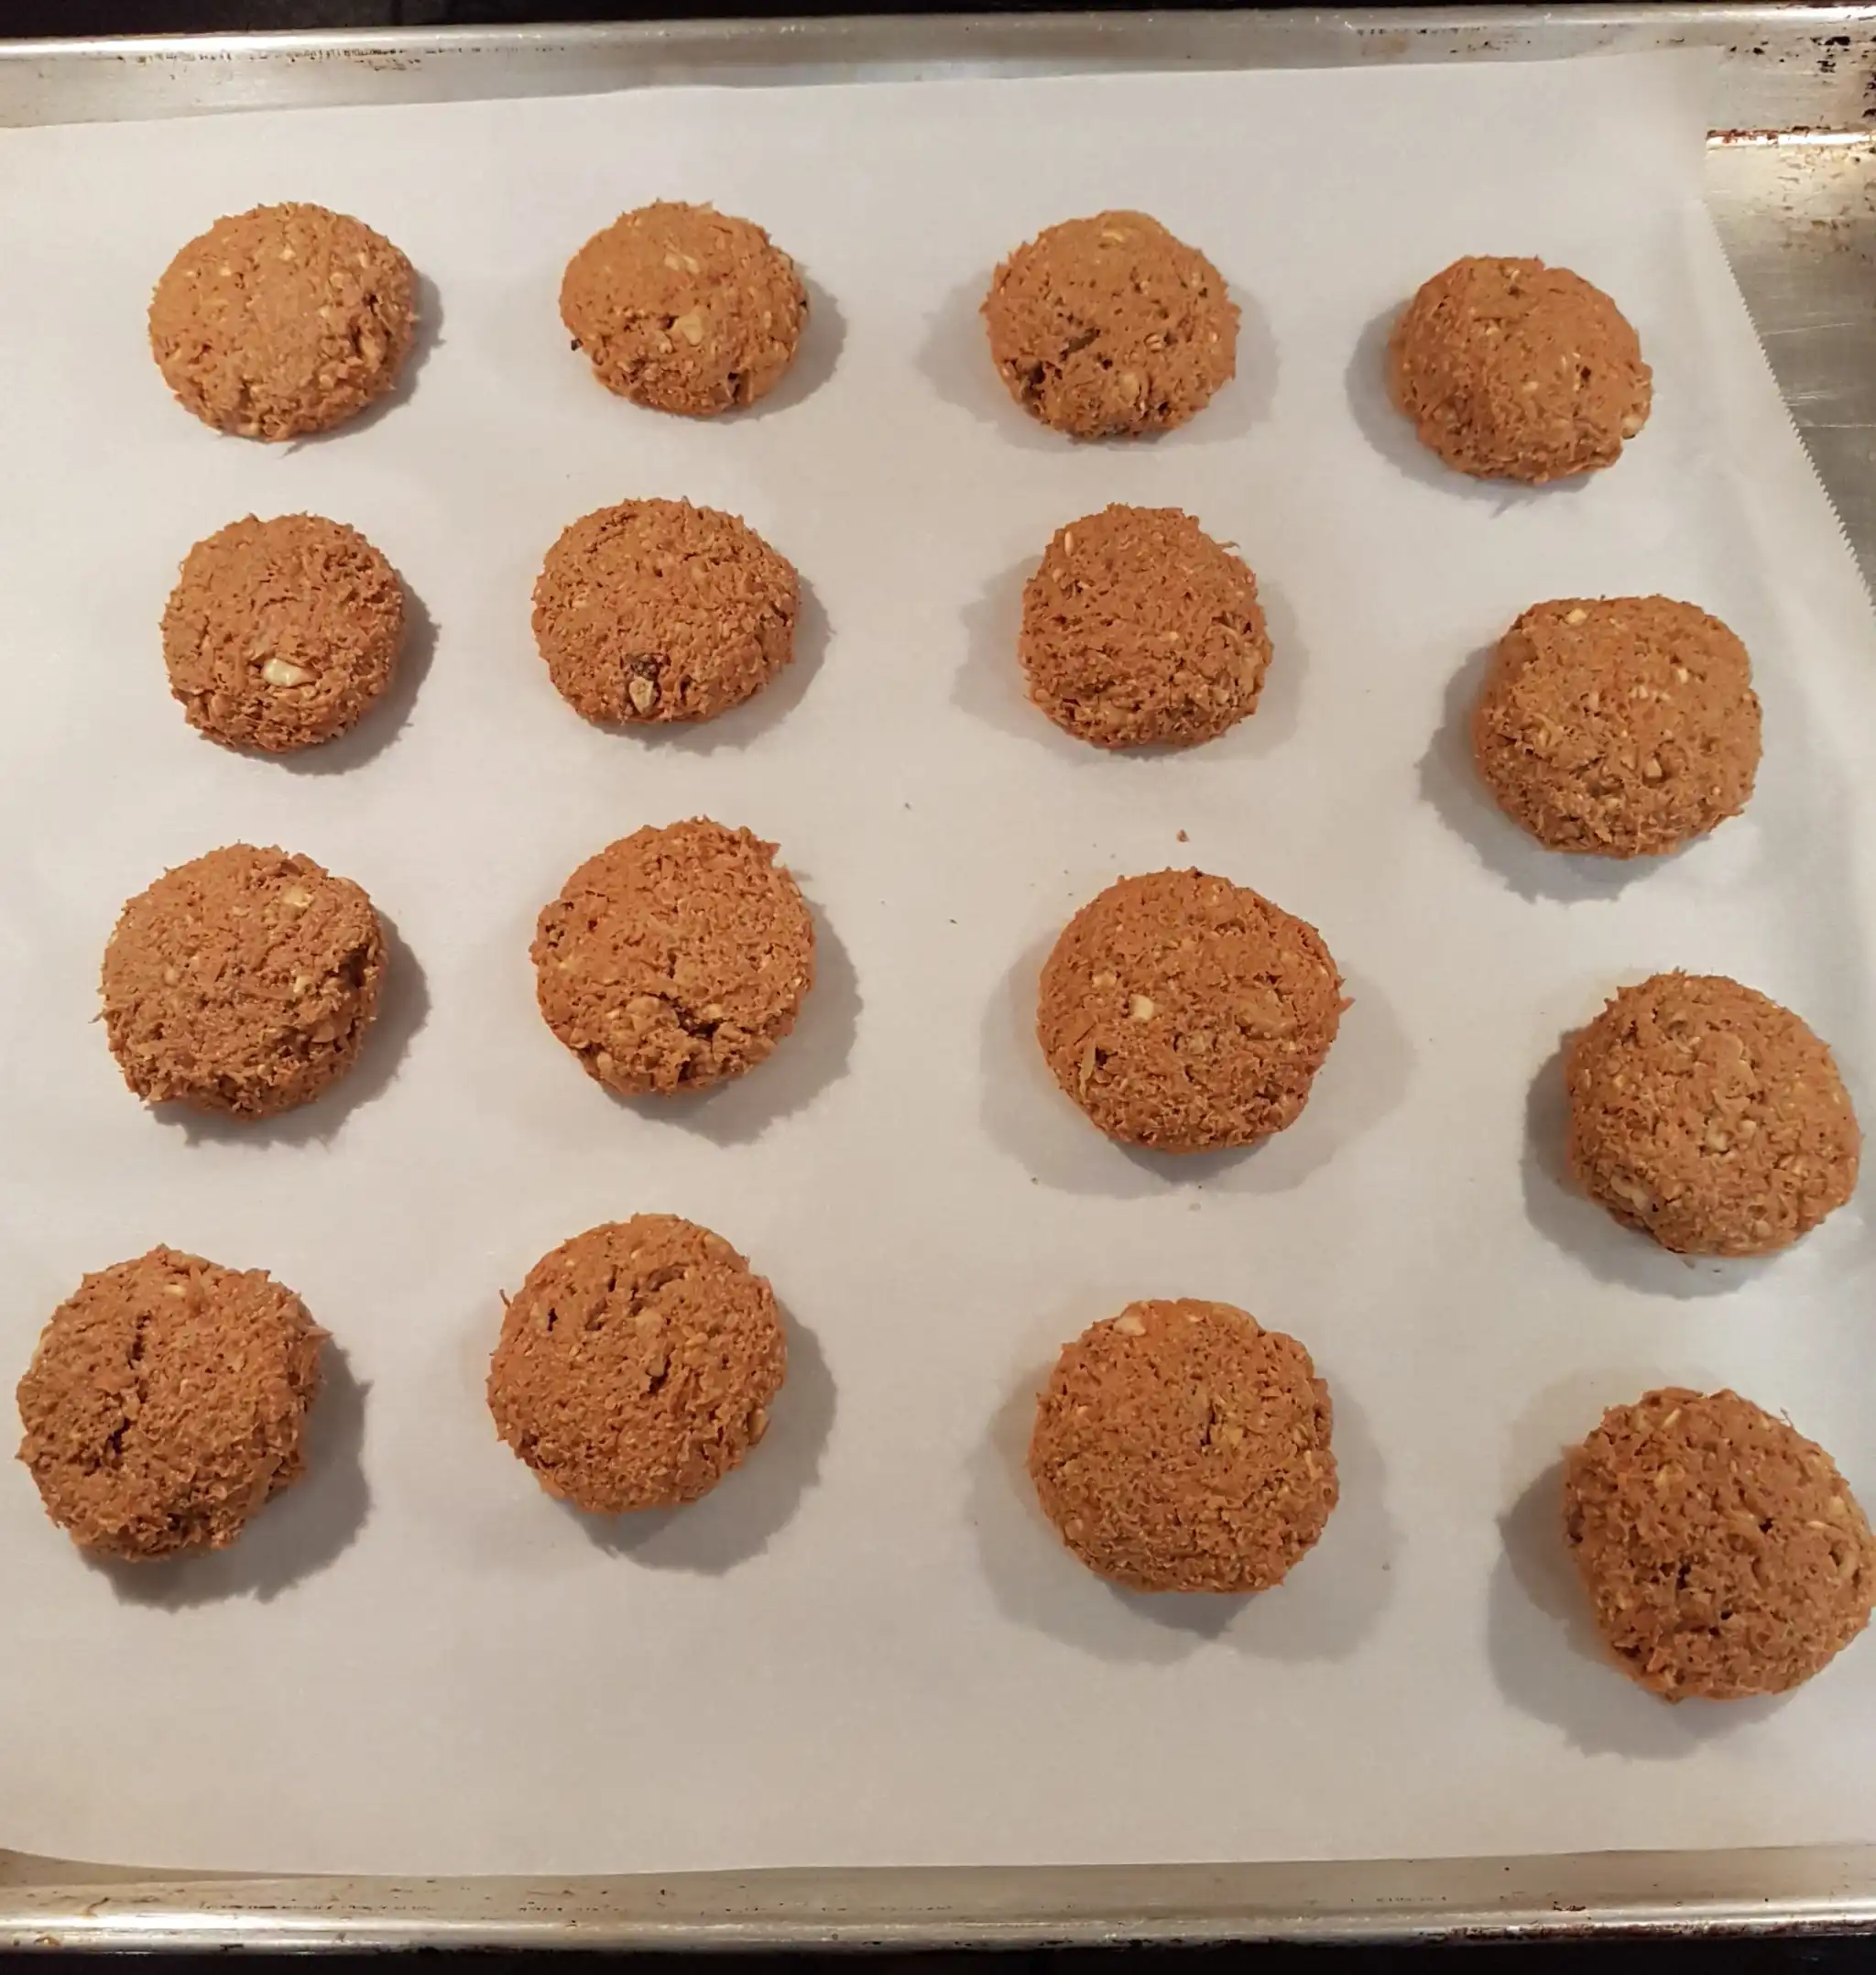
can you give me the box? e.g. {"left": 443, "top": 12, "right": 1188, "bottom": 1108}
{"left": 2, "top": 49, "right": 1874, "bottom": 1877}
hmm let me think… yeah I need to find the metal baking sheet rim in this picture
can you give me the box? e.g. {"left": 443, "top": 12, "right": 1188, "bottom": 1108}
{"left": 4, "top": 4, "right": 1876, "bottom": 1948}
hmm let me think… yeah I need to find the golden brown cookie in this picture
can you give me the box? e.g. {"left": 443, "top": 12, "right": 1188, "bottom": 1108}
{"left": 1029, "top": 1298, "right": 1336, "bottom": 1594}
{"left": 560, "top": 202, "right": 806, "bottom": 417}
{"left": 1565, "top": 973, "right": 1860, "bottom": 1257}
{"left": 1020, "top": 506, "right": 1271, "bottom": 749}
{"left": 161, "top": 514, "right": 405, "bottom": 753}
{"left": 1564, "top": 1388, "right": 1876, "bottom": 1699}
{"left": 148, "top": 202, "right": 417, "bottom": 441}
{"left": 1473, "top": 597, "right": 1760, "bottom": 857}
{"left": 982, "top": 211, "right": 1238, "bottom": 439}
{"left": 1037, "top": 869, "right": 1345, "bottom": 1152}
{"left": 531, "top": 499, "right": 798, "bottom": 726}
{"left": 101, "top": 845, "right": 387, "bottom": 1120}
{"left": 1388, "top": 256, "right": 1651, "bottom": 483}
{"left": 487, "top": 1215, "right": 786, "bottom": 1514}
{"left": 16, "top": 1246, "right": 326, "bottom": 1560}
{"left": 532, "top": 819, "right": 814, "bottom": 1097}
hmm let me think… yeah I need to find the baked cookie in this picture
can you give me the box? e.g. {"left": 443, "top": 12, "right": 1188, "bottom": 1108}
{"left": 1473, "top": 597, "right": 1760, "bottom": 857}
{"left": 162, "top": 514, "right": 405, "bottom": 752}
{"left": 560, "top": 202, "right": 807, "bottom": 416}
{"left": 1565, "top": 1388, "right": 1876, "bottom": 1699}
{"left": 1565, "top": 973, "right": 1860, "bottom": 1257}
{"left": 487, "top": 1215, "right": 786, "bottom": 1514}
{"left": 1020, "top": 506, "right": 1271, "bottom": 749}
{"left": 1037, "top": 869, "right": 1345, "bottom": 1152}
{"left": 532, "top": 819, "right": 814, "bottom": 1096}
{"left": 101, "top": 844, "right": 387, "bottom": 1119}
{"left": 1388, "top": 256, "right": 1651, "bottom": 483}
{"left": 531, "top": 499, "right": 798, "bottom": 726}
{"left": 149, "top": 202, "right": 417, "bottom": 441}
{"left": 16, "top": 1247, "right": 326, "bottom": 1560}
{"left": 1029, "top": 1298, "right": 1336, "bottom": 1594}
{"left": 982, "top": 212, "right": 1238, "bottom": 439}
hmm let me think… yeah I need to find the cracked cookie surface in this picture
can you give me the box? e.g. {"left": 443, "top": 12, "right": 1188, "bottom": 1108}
{"left": 1029, "top": 1298, "right": 1337, "bottom": 1593}
{"left": 162, "top": 513, "right": 405, "bottom": 752}
{"left": 531, "top": 818, "right": 814, "bottom": 1096}
{"left": 1565, "top": 972, "right": 1860, "bottom": 1256}
{"left": 1036, "top": 868, "right": 1345, "bottom": 1151}
{"left": 560, "top": 201, "right": 806, "bottom": 416}
{"left": 531, "top": 498, "right": 798, "bottom": 726}
{"left": 982, "top": 211, "right": 1238, "bottom": 438}
{"left": 16, "top": 1246, "right": 326, "bottom": 1559}
{"left": 487, "top": 1215, "right": 786, "bottom": 1513}
{"left": 101, "top": 843, "right": 387, "bottom": 1120}
{"left": 148, "top": 202, "right": 417, "bottom": 441}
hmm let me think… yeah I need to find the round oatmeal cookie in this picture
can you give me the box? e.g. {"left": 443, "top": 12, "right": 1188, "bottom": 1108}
{"left": 487, "top": 1215, "right": 786, "bottom": 1513}
{"left": 16, "top": 1246, "right": 326, "bottom": 1561}
{"left": 560, "top": 202, "right": 807, "bottom": 416}
{"left": 148, "top": 202, "right": 418, "bottom": 441}
{"left": 531, "top": 498, "right": 798, "bottom": 726}
{"left": 982, "top": 211, "right": 1238, "bottom": 439}
{"left": 532, "top": 818, "right": 814, "bottom": 1097}
{"left": 161, "top": 513, "right": 405, "bottom": 752}
{"left": 1564, "top": 1387, "right": 1876, "bottom": 1699}
{"left": 1473, "top": 596, "right": 1760, "bottom": 857}
{"left": 1565, "top": 973, "right": 1860, "bottom": 1257}
{"left": 1020, "top": 505, "right": 1272, "bottom": 749}
{"left": 101, "top": 844, "right": 387, "bottom": 1119}
{"left": 1388, "top": 256, "right": 1651, "bottom": 483}
{"left": 1037, "top": 869, "right": 1345, "bottom": 1152}
{"left": 1029, "top": 1298, "right": 1337, "bottom": 1594}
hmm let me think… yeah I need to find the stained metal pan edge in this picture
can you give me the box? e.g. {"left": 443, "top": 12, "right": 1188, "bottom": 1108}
{"left": 6, "top": 1845, "right": 1876, "bottom": 1948}
{"left": 5, "top": 4, "right": 1876, "bottom": 1947}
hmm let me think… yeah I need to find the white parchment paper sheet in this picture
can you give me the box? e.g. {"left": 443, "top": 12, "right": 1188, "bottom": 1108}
{"left": 1, "top": 50, "right": 1874, "bottom": 1877}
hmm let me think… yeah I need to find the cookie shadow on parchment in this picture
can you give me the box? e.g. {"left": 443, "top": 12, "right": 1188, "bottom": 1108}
{"left": 279, "top": 584, "right": 438, "bottom": 777}
{"left": 979, "top": 933, "right": 1412, "bottom": 1199}
{"left": 1418, "top": 644, "right": 1663, "bottom": 905}
{"left": 575, "top": 1309, "right": 834, "bottom": 1575}
{"left": 720, "top": 276, "right": 845, "bottom": 420}
{"left": 283, "top": 270, "right": 444, "bottom": 451}
{"left": 627, "top": 575, "right": 828, "bottom": 756}
{"left": 1487, "top": 1376, "right": 1789, "bottom": 1759}
{"left": 953, "top": 558, "right": 1303, "bottom": 764}
{"left": 969, "top": 1357, "right": 1393, "bottom": 1664}
{"left": 916, "top": 272, "right": 1275, "bottom": 451}
{"left": 95, "top": 1344, "right": 371, "bottom": 1609}
{"left": 1225, "top": 1380, "right": 1398, "bottom": 1664}
{"left": 606, "top": 899, "right": 860, "bottom": 1147}
{"left": 163, "top": 911, "right": 431, "bottom": 1151}
{"left": 1343, "top": 306, "right": 1592, "bottom": 511}
{"left": 1522, "top": 1033, "right": 1766, "bottom": 1301}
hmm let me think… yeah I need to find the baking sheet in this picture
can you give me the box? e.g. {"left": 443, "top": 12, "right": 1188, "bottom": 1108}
{"left": 2, "top": 49, "right": 1874, "bottom": 1880}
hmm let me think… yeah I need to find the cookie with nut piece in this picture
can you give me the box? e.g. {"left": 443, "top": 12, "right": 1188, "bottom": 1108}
{"left": 982, "top": 211, "right": 1238, "bottom": 439}
{"left": 560, "top": 201, "right": 807, "bottom": 416}
{"left": 1020, "top": 504, "right": 1272, "bottom": 748}
{"left": 1029, "top": 1298, "right": 1338, "bottom": 1594}
{"left": 1565, "top": 972, "right": 1860, "bottom": 1257}
{"left": 16, "top": 1246, "right": 328, "bottom": 1560}
{"left": 101, "top": 843, "right": 387, "bottom": 1119}
{"left": 148, "top": 202, "right": 418, "bottom": 441}
{"left": 487, "top": 1215, "right": 786, "bottom": 1514}
{"left": 1387, "top": 255, "right": 1651, "bottom": 482}
{"left": 531, "top": 817, "right": 814, "bottom": 1097}
{"left": 1036, "top": 868, "right": 1346, "bottom": 1152}
{"left": 162, "top": 514, "right": 405, "bottom": 753}
{"left": 1472, "top": 596, "right": 1760, "bottom": 858}
{"left": 531, "top": 498, "right": 798, "bottom": 726}
{"left": 1564, "top": 1387, "right": 1876, "bottom": 1698}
